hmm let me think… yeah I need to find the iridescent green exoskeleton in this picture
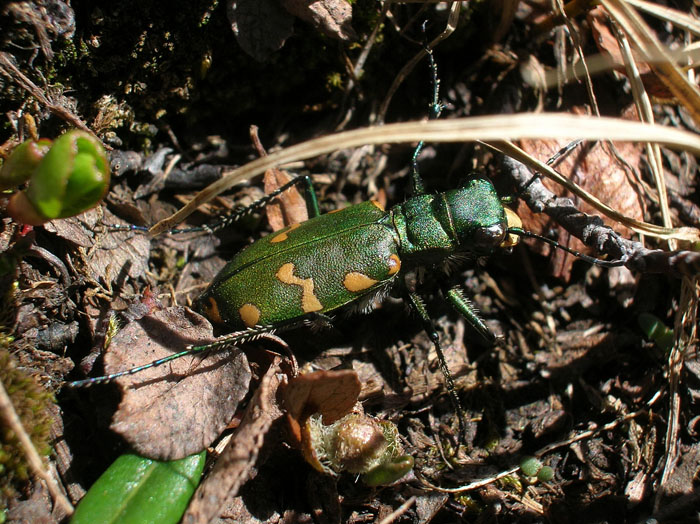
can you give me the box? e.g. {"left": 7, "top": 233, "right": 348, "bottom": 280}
{"left": 198, "top": 177, "right": 516, "bottom": 339}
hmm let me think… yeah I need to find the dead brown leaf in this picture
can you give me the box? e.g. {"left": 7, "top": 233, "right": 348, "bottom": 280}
{"left": 227, "top": 0, "right": 294, "bottom": 62}
{"left": 516, "top": 135, "right": 644, "bottom": 280}
{"left": 43, "top": 207, "right": 150, "bottom": 283}
{"left": 263, "top": 168, "right": 309, "bottom": 231}
{"left": 108, "top": 306, "right": 251, "bottom": 460}
{"left": 183, "top": 358, "right": 284, "bottom": 524}
{"left": 588, "top": 7, "right": 674, "bottom": 100}
{"left": 228, "top": 0, "right": 355, "bottom": 62}
{"left": 281, "top": 0, "right": 356, "bottom": 41}
{"left": 282, "top": 369, "right": 361, "bottom": 440}
{"left": 250, "top": 125, "right": 310, "bottom": 231}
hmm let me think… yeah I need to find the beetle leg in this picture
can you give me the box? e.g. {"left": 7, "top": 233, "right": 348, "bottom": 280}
{"left": 405, "top": 290, "right": 467, "bottom": 439}
{"left": 302, "top": 312, "right": 334, "bottom": 330}
{"left": 409, "top": 30, "right": 443, "bottom": 197}
{"left": 445, "top": 286, "right": 496, "bottom": 344}
{"left": 299, "top": 175, "right": 320, "bottom": 218}
{"left": 64, "top": 323, "right": 282, "bottom": 388}
{"left": 202, "top": 175, "right": 319, "bottom": 233}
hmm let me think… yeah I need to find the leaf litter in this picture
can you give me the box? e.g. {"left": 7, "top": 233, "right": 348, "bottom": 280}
{"left": 516, "top": 134, "right": 645, "bottom": 280}
{"left": 2, "top": 1, "right": 700, "bottom": 522}
{"left": 107, "top": 306, "right": 251, "bottom": 460}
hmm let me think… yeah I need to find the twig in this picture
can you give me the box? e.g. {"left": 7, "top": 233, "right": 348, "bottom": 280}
{"left": 654, "top": 277, "right": 699, "bottom": 512}
{"left": 500, "top": 154, "right": 700, "bottom": 277}
{"left": 377, "top": 496, "right": 416, "bottom": 524}
{"left": 0, "top": 52, "right": 102, "bottom": 146}
{"left": 336, "top": 0, "right": 391, "bottom": 131}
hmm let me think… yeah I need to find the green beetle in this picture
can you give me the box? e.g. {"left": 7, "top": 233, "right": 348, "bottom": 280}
{"left": 66, "top": 168, "right": 619, "bottom": 396}
{"left": 193, "top": 174, "right": 522, "bottom": 435}
{"left": 198, "top": 177, "right": 519, "bottom": 342}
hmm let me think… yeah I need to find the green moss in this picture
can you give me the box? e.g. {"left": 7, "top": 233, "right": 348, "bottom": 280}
{"left": 0, "top": 248, "right": 54, "bottom": 502}
{"left": 0, "top": 347, "right": 55, "bottom": 501}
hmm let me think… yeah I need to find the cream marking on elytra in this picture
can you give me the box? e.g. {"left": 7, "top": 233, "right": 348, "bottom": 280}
{"left": 238, "top": 303, "right": 261, "bottom": 327}
{"left": 343, "top": 272, "right": 378, "bottom": 292}
{"left": 270, "top": 223, "right": 301, "bottom": 243}
{"left": 275, "top": 263, "right": 323, "bottom": 312}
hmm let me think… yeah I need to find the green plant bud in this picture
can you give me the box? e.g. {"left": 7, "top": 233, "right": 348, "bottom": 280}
{"left": 7, "top": 131, "right": 110, "bottom": 225}
{"left": 29, "top": 130, "right": 109, "bottom": 220}
{"left": 303, "top": 413, "right": 413, "bottom": 485}
{"left": 362, "top": 454, "right": 414, "bottom": 487}
{"left": 519, "top": 456, "right": 543, "bottom": 477}
{"left": 331, "top": 414, "right": 388, "bottom": 473}
{"left": 0, "top": 139, "right": 52, "bottom": 190}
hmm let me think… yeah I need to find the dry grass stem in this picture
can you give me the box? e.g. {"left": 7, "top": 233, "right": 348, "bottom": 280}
{"left": 150, "top": 114, "right": 700, "bottom": 236}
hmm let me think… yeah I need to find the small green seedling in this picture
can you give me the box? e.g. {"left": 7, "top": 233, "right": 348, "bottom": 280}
{"left": 519, "top": 456, "right": 554, "bottom": 483}
{"left": 638, "top": 312, "right": 674, "bottom": 352}
{"left": 1, "top": 130, "right": 109, "bottom": 225}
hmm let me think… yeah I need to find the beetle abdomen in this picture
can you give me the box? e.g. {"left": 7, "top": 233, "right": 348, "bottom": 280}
{"left": 200, "top": 201, "right": 402, "bottom": 329}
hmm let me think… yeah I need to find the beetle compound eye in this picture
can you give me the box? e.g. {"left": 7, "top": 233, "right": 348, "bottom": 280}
{"left": 474, "top": 224, "right": 506, "bottom": 249}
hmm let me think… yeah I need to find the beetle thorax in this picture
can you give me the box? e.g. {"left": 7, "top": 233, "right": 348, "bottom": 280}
{"left": 391, "top": 178, "right": 507, "bottom": 265}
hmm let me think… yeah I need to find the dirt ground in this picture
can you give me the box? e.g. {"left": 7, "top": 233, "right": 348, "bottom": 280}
{"left": 1, "top": 1, "right": 699, "bottom": 523}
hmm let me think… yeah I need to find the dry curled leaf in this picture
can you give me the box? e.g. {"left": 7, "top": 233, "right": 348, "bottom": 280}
{"left": 280, "top": 370, "right": 412, "bottom": 486}
{"left": 264, "top": 168, "right": 309, "bottom": 231}
{"left": 108, "top": 306, "right": 252, "bottom": 460}
{"left": 516, "top": 135, "right": 644, "bottom": 280}
{"left": 282, "top": 369, "right": 362, "bottom": 445}
{"left": 228, "top": 0, "right": 354, "bottom": 61}
{"left": 281, "top": 0, "right": 355, "bottom": 41}
{"left": 252, "top": 125, "right": 310, "bottom": 231}
{"left": 183, "top": 358, "right": 285, "bottom": 524}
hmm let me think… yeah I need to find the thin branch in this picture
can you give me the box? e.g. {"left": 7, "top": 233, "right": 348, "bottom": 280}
{"left": 501, "top": 155, "right": 700, "bottom": 277}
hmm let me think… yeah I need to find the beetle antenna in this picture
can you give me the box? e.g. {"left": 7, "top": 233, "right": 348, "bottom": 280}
{"left": 64, "top": 323, "right": 279, "bottom": 388}
{"left": 517, "top": 139, "right": 585, "bottom": 196}
{"left": 508, "top": 227, "right": 627, "bottom": 268}
{"left": 410, "top": 21, "right": 442, "bottom": 196}
{"left": 104, "top": 175, "right": 317, "bottom": 235}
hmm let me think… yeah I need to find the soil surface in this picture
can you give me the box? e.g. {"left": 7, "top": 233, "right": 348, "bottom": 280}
{"left": 1, "top": 1, "right": 699, "bottom": 523}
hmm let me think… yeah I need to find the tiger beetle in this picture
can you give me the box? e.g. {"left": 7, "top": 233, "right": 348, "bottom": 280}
{"left": 67, "top": 50, "right": 625, "bottom": 437}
